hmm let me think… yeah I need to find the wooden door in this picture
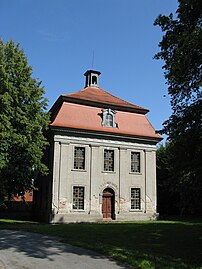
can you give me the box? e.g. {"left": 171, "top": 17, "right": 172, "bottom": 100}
{"left": 102, "top": 191, "right": 113, "bottom": 218}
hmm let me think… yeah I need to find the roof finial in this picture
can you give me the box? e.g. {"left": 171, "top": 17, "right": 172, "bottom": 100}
{"left": 91, "top": 50, "right": 95, "bottom": 69}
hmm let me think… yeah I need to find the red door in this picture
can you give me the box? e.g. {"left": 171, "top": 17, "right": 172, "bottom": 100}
{"left": 102, "top": 190, "right": 113, "bottom": 218}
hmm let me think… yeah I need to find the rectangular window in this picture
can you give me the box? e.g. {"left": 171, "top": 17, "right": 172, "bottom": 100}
{"left": 131, "top": 152, "right": 140, "bottom": 173}
{"left": 131, "top": 188, "right": 141, "bottom": 210}
{"left": 74, "top": 147, "right": 85, "bottom": 170}
{"left": 73, "top": 186, "right": 84, "bottom": 210}
{"left": 104, "top": 149, "right": 114, "bottom": 171}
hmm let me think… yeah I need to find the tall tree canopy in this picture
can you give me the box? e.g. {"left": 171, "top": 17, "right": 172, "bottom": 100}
{"left": 154, "top": 0, "right": 202, "bottom": 215}
{"left": 156, "top": 143, "right": 179, "bottom": 215}
{"left": 0, "top": 39, "right": 50, "bottom": 203}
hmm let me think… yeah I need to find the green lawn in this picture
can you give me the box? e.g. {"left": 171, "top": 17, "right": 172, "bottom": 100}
{"left": 0, "top": 219, "right": 202, "bottom": 269}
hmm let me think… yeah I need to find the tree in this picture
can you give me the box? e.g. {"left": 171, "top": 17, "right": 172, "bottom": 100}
{"left": 0, "top": 39, "right": 50, "bottom": 204}
{"left": 154, "top": 0, "right": 202, "bottom": 215}
{"left": 156, "top": 143, "right": 178, "bottom": 215}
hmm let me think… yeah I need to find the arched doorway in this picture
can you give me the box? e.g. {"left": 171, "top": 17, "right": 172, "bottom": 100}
{"left": 102, "top": 188, "right": 115, "bottom": 219}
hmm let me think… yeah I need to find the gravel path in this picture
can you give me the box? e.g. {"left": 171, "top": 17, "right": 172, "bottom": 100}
{"left": 0, "top": 230, "right": 130, "bottom": 269}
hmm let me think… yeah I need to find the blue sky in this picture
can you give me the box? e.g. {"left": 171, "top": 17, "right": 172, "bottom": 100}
{"left": 1, "top": 0, "right": 178, "bottom": 139}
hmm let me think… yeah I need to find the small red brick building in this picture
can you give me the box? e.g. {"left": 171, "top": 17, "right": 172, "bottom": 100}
{"left": 12, "top": 191, "right": 33, "bottom": 202}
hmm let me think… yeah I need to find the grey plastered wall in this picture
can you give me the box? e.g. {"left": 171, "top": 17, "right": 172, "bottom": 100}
{"left": 51, "top": 133, "right": 158, "bottom": 223}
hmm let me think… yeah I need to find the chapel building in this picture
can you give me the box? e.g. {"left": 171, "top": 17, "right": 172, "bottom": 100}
{"left": 34, "top": 70, "right": 162, "bottom": 223}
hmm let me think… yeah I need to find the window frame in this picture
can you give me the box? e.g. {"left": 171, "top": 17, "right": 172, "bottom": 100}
{"left": 72, "top": 186, "right": 85, "bottom": 210}
{"left": 73, "top": 146, "right": 86, "bottom": 171}
{"left": 130, "top": 187, "right": 141, "bottom": 210}
{"left": 130, "top": 151, "right": 141, "bottom": 174}
{"left": 92, "top": 75, "right": 98, "bottom": 85}
{"left": 102, "top": 108, "right": 116, "bottom": 128}
{"left": 103, "top": 149, "right": 115, "bottom": 172}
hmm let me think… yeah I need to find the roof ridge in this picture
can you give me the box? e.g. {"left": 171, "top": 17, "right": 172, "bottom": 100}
{"left": 97, "top": 87, "right": 144, "bottom": 110}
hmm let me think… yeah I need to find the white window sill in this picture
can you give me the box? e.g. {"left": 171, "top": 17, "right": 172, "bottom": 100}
{"left": 101, "top": 170, "right": 116, "bottom": 174}
{"left": 70, "top": 210, "right": 86, "bottom": 213}
{"left": 71, "top": 169, "right": 87, "bottom": 172}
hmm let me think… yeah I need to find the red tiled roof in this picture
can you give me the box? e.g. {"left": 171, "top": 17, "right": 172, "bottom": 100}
{"left": 50, "top": 102, "right": 161, "bottom": 140}
{"left": 62, "top": 87, "right": 148, "bottom": 114}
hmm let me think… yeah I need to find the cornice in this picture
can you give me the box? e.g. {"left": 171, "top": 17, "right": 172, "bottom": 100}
{"left": 49, "top": 126, "right": 162, "bottom": 145}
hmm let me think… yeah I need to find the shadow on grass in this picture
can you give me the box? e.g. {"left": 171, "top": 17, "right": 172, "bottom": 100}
{"left": 84, "top": 221, "right": 202, "bottom": 269}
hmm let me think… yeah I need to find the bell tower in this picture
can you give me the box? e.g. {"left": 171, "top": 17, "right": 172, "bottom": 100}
{"left": 84, "top": 70, "right": 101, "bottom": 88}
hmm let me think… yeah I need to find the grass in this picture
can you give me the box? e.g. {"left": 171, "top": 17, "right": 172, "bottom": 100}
{"left": 0, "top": 219, "right": 202, "bottom": 269}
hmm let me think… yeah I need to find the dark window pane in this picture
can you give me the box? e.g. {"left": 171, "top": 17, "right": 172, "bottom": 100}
{"left": 102, "top": 109, "right": 116, "bottom": 128}
{"left": 92, "top": 75, "right": 97, "bottom": 85}
{"left": 105, "top": 113, "right": 113, "bottom": 127}
{"left": 73, "top": 187, "right": 84, "bottom": 210}
{"left": 131, "top": 152, "right": 140, "bottom": 173}
{"left": 104, "top": 149, "right": 114, "bottom": 171}
{"left": 74, "top": 147, "right": 85, "bottom": 170}
{"left": 131, "top": 188, "right": 141, "bottom": 210}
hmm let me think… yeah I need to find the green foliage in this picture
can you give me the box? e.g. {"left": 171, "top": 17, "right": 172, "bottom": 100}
{"left": 0, "top": 39, "right": 50, "bottom": 203}
{"left": 154, "top": 0, "right": 202, "bottom": 109}
{"left": 154, "top": 0, "right": 202, "bottom": 215}
{"left": 156, "top": 143, "right": 179, "bottom": 215}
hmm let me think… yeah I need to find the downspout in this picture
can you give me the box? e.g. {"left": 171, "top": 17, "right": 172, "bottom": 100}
{"left": 57, "top": 141, "right": 62, "bottom": 214}
{"left": 144, "top": 150, "right": 147, "bottom": 213}
{"left": 88, "top": 145, "right": 92, "bottom": 214}
{"left": 118, "top": 147, "right": 121, "bottom": 214}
